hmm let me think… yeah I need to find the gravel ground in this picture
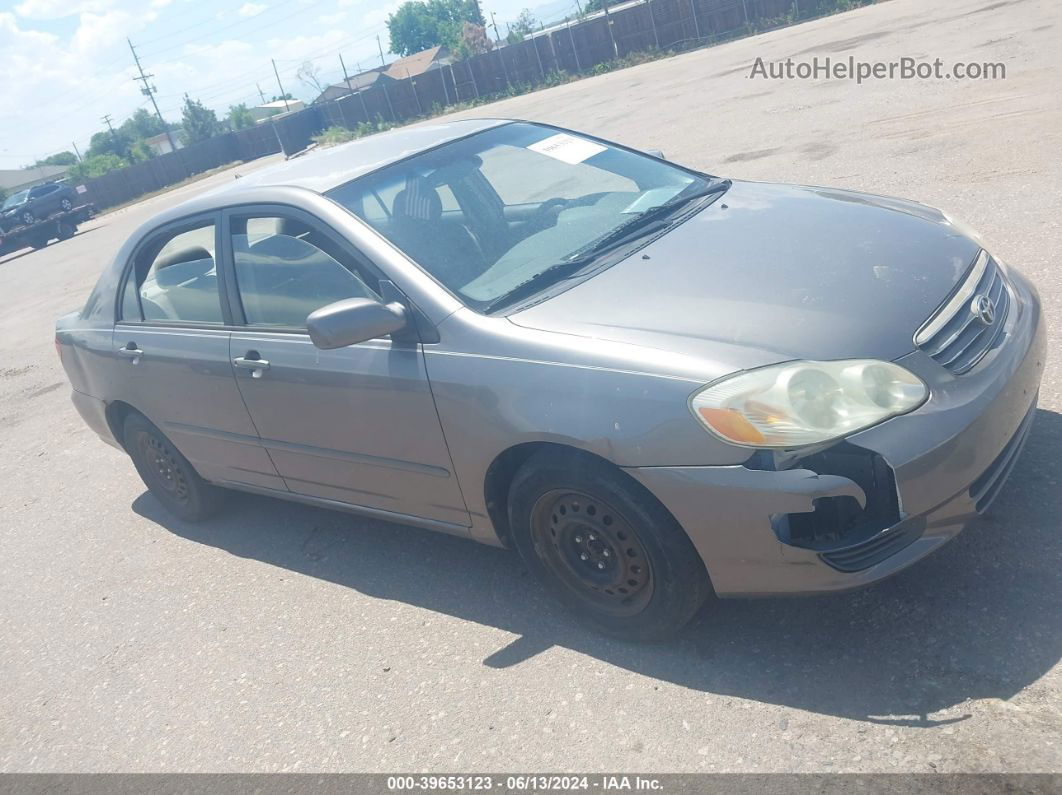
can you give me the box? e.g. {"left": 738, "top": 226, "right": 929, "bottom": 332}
{"left": 1, "top": 0, "right": 1059, "bottom": 774}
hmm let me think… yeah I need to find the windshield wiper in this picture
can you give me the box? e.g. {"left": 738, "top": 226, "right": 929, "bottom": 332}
{"left": 564, "top": 178, "right": 731, "bottom": 265}
{"left": 484, "top": 259, "right": 591, "bottom": 313}
{"left": 485, "top": 179, "right": 731, "bottom": 314}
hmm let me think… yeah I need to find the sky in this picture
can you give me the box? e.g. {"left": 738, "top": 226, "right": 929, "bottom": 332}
{"left": 0, "top": 0, "right": 577, "bottom": 169}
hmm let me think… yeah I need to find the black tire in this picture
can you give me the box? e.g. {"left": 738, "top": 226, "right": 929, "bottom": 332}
{"left": 508, "top": 451, "right": 711, "bottom": 641}
{"left": 28, "top": 236, "right": 49, "bottom": 250}
{"left": 123, "top": 413, "right": 224, "bottom": 522}
{"left": 56, "top": 222, "right": 76, "bottom": 241}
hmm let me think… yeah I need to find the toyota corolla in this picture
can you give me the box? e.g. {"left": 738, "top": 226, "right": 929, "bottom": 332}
{"left": 56, "top": 120, "right": 1046, "bottom": 639}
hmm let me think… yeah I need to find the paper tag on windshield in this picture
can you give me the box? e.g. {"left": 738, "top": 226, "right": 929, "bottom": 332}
{"left": 528, "top": 133, "right": 606, "bottom": 164}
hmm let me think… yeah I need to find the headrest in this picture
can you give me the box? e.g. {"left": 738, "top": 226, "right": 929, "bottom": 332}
{"left": 156, "top": 246, "right": 211, "bottom": 270}
{"left": 393, "top": 176, "right": 441, "bottom": 222}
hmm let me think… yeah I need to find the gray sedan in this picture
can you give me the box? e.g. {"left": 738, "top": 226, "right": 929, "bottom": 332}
{"left": 56, "top": 120, "right": 1046, "bottom": 639}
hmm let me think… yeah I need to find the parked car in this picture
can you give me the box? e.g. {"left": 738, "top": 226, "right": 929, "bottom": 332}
{"left": 1, "top": 181, "right": 78, "bottom": 230}
{"left": 56, "top": 120, "right": 1045, "bottom": 639}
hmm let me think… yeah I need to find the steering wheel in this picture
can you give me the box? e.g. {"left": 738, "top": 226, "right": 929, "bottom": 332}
{"left": 529, "top": 197, "right": 571, "bottom": 230}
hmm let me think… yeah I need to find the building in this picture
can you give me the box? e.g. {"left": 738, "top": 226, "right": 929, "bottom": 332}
{"left": 0, "top": 165, "right": 69, "bottom": 197}
{"left": 313, "top": 67, "right": 392, "bottom": 104}
{"left": 250, "top": 99, "right": 306, "bottom": 123}
{"left": 143, "top": 131, "right": 184, "bottom": 157}
{"left": 382, "top": 46, "right": 451, "bottom": 81}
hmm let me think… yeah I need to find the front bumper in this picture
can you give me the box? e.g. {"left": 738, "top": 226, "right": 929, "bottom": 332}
{"left": 627, "top": 269, "right": 1046, "bottom": 596}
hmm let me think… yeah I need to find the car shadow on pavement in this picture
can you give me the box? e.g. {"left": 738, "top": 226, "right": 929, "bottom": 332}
{"left": 133, "top": 408, "right": 1062, "bottom": 728}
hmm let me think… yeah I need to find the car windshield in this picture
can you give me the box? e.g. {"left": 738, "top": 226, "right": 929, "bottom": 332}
{"left": 3, "top": 190, "right": 30, "bottom": 209}
{"left": 326, "top": 123, "right": 716, "bottom": 312}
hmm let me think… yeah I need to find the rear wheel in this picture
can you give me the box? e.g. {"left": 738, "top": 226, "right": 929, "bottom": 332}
{"left": 123, "top": 413, "right": 224, "bottom": 521}
{"left": 509, "top": 452, "right": 710, "bottom": 641}
{"left": 56, "top": 222, "right": 76, "bottom": 241}
{"left": 60, "top": 198, "right": 73, "bottom": 212}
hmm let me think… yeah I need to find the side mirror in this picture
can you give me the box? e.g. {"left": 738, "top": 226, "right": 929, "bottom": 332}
{"left": 306, "top": 297, "right": 408, "bottom": 349}
{"left": 645, "top": 148, "right": 665, "bottom": 160}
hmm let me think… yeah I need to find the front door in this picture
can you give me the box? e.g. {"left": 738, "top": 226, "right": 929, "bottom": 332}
{"left": 222, "top": 209, "right": 470, "bottom": 529}
{"left": 112, "top": 214, "right": 285, "bottom": 490}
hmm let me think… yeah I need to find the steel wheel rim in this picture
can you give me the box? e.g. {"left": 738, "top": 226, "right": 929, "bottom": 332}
{"left": 530, "top": 489, "right": 653, "bottom": 617}
{"left": 61, "top": 199, "right": 72, "bottom": 210}
{"left": 138, "top": 432, "right": 190, "bottom": 503}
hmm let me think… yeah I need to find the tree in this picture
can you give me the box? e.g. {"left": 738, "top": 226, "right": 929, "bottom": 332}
{"left": 119, "top": 108, "right": 169, "bottom": 142}
{"left": 35, "top": 151, "right": 79, "bottom": 167}
{"left": 455, "top": 21, "right": 493, "bottom": 59}
{"left": 228, "top": 103, "right": 256, "bottom": 130}
{"left": 87, "top": 129, "right": 133, "bottom": 161}
{"left": 180, "top": 95, "right": 222, "bottom": 144}
{"left": 271, "top": 93, "right": 294, "bottom": 102}
{"left": 387, "top": 0, "right": 485, "bottom": 57}
{"left": 68, "top": 153, "right": 126, "bottom": 180}
{"left": 583, "top": 0, "right": 608, "bottom": 12}
{"left": 296, "top": 61, "right": 325, "bottom": 96}
{"left": 506, "top": 8, "right": 537, "bottom": 43}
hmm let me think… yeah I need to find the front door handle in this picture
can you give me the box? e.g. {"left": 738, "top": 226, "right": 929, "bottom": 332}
{"left": 117, "top": 344, "right": 143, "bottom": 364}
{"left": 233, "top": 355, "right": 270, "bottom": 378}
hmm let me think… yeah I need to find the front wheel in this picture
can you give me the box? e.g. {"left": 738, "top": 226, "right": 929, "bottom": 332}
{"left": 20, "top": 210, "right": 35, "bottom": 226}
{"left": 123, "top": 413, "right": 224, "bottom": 522}
{"left": 509, "top": 452, "right": 710, "bottom": 641}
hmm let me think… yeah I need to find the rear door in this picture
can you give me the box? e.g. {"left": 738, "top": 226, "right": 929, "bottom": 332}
{"left": 112, "top": 213, "right": 284, "bottom": 490}
{"left": 220, "top": 206, "right": 470, "bottom": 529}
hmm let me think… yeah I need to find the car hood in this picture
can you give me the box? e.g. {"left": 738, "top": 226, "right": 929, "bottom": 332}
{"left": 509, "top": 180, "right": 981, "bottom": 364}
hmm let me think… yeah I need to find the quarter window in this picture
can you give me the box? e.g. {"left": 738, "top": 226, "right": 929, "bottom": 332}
{"left": 229, "top": 214, "right": 379, "bottom": 328}
{"left": 135, "top": 222, "right": 223, "bottom": 324}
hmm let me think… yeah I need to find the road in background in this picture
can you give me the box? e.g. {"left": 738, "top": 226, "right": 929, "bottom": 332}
{"left": 1, "top": 0, "right": 1059, "bottom": 773}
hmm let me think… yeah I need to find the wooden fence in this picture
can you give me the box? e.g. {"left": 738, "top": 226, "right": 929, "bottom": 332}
{"left": 83, "top": 0, "right": 865, "bottom": 210}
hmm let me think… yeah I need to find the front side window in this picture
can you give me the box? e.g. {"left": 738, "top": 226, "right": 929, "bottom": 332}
{"left": 230, "top": 214, "right": 378, "bottom": 328}
{"left": 326, "top": 122, "right": 714, "bottom": 312}
{"left": 135, "top": 222, "right": 223, "bottom": 324}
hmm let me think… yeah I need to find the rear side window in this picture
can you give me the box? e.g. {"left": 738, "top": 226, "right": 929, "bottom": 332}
{"left": 132, "top": 222, "right": 223, "bottom": 324}
{"left": 229, "top": 214, "right": 378, "bottom": 328}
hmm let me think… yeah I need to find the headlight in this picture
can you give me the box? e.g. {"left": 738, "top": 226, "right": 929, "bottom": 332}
{"left": 689, "top": 360, "right": 928, "bottom": 448}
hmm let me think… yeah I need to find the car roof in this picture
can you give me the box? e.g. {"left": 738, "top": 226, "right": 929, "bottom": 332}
{"left": 217, "top": 118, "right": 509, "bottom": 195}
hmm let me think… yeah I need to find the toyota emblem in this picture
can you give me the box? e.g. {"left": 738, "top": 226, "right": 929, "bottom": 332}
{"left": 971, "top": 294, "right": 996, "bottom": 326}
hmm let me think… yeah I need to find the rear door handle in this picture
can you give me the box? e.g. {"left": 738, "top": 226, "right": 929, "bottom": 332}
{"left": 117, "top": 345, "right": 143, "bottom": 364}
{"left": 233, "top": 356, "right": 270, "bottom": 378}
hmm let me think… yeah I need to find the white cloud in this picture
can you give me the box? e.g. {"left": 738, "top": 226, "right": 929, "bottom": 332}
{"left": 71, "top": 9, "right": 135, "bottom": 55}
{"left": 237, "top": 2, "right": 265, "bottom": 17}
{"left": 14, "top": 0, "right": 112, "bottom": 20}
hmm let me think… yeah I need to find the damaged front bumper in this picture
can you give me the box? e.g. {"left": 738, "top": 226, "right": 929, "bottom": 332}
{"left": 626, "top": 269, "right": 1046, "bottom": 597}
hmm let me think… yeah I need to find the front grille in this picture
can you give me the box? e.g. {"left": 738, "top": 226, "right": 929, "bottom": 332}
{"left": 916, "top": 251, "right": 1011, "bottom": 374}
{"left": 969, "top": 403, "right": 1036, "bottom": 513}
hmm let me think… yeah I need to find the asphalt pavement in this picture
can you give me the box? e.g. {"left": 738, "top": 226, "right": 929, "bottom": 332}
{"left": 1, "top": 0, "right": 1059, "bottom": 773}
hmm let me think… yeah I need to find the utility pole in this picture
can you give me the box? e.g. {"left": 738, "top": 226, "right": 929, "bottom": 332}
{"left": 128, "top": 38, "right": 176, "bottom": 152}
{"left": 377, "top": 34, "right": 387, "bottom": 68}
{"left": 101, "top": 114, "right": 122, "bottom": 152}
{"left": 490, "top": 11, "right": 502, "bottom": 44}
{"left": 71, "top": 141, "right": 83, "bottom": 164}
{"left": 341, "top": 53, "right": 369, "bottom": 123}
{"left": 601, "top": 1, "right": 618, "bottom": 59}
{"left": 271, "top": 59, "right": 291, "bottom": 112}
{"left": 339, "top": 53, "right": 354, "bottom": 95}
{"left": 256, "top": 82, "right": 267, "bottom": 104}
